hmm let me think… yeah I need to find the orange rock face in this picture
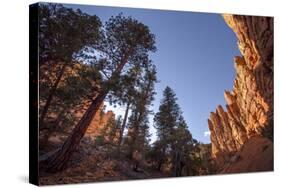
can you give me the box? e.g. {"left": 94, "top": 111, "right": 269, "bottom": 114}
{"left": 208, "top": 15, "right": 273, "bottom": 166}
{"left": 74, "top": 100, "right": 116, "bottom": 139}
{"left": 86, "top": 103, "right": 115, "bottom": 138}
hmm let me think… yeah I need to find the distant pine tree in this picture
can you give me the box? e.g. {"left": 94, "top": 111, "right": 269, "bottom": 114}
{"left": 153, "top": 86, "right": 195, "bottom": 176}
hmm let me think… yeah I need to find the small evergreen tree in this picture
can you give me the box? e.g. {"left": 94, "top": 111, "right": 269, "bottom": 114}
{"left": 95, "top": 115, "right": 121, "bottom": 146}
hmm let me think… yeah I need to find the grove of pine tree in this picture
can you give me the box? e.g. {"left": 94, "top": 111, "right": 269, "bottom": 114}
{"left": 38, "top": 3, "right": 215, "bottom": 180}
{"left": 40, "top": 9, "right": 157, "bottom": 171}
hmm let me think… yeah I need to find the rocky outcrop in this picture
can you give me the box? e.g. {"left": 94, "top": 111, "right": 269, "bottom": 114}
{"left": 74, "top": 101, "right": 116, "bottom": 139}
{"left": 86, "top": 103, "right": 115, "bottom": 138}
{"left": 208, "top": 15, "right": 273, "bottom": 167}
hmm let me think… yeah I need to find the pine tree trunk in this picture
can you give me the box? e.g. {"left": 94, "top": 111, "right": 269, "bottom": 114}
{"left": 43, "top": 92, "right": 107, "bottom": 172}
{"left": 173, "top": 149, "right": 181, "bottom": 177}
{"left": 128, "top": 79, "right": 152, "bottom": 158}
{"left": 157, "top": 161, "right": 162, "bottom": 171}
{"left": 117, "top": 102, "right": 130, "bottom": 154}
{"left": 157, "top": 147, "right": 166, "bottom": 171}
{"left": 128, "top": 110, "right": 140, "bottom": 159}
{"left": 39, "top": 62, "right": 67, "bottom": 126}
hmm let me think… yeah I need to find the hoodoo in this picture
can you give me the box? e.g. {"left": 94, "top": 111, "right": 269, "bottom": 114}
{"left": 208, "top": 15, "right": 273, "bottom": 172}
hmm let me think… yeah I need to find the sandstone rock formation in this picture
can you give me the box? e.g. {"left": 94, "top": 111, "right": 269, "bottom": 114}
{"left": 208, "top": 15, "right": 273, "bottom": 167}
{"left": 86, "top": 103, "right": 115, "bottom": 137}
{"left": 73, "top": 100, "right": 116, "bottom": 143}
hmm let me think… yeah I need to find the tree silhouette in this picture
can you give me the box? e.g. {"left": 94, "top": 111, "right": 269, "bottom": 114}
{"left": 39, "top": 3, "right": 102, "bottom": 126}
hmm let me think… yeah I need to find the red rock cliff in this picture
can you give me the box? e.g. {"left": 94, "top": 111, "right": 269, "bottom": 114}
{"left": 208, "top": 15, "right": 273, "bottom": 166}
{"left": 86, "top": 103, "right": 115, "bottom": 137}
{"left": 75, "top": 101, "right": 116, "bottom": 138}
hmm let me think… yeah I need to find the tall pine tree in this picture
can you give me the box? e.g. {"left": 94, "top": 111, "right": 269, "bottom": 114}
{"left": 42, "top": 13, "right": 156, "bottom": 172}
{"left": 153, "top": 86, "right": 195, "bottom": 176}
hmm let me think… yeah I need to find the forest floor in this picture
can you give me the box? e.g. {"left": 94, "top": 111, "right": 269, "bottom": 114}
{"left": 39, "top": 134, "right": 168, "bottom": 185}
{"left": 38, "top": 133, "right": 273, "bottom": 185}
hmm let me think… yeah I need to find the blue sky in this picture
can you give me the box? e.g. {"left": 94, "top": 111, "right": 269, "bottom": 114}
{"left": 65, "top": 3, "right": 241, "bottom": 143}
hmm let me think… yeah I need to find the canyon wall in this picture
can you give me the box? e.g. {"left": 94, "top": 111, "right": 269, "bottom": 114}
{"left": 208, "top": 15, "right": 273, "bottom": 166}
